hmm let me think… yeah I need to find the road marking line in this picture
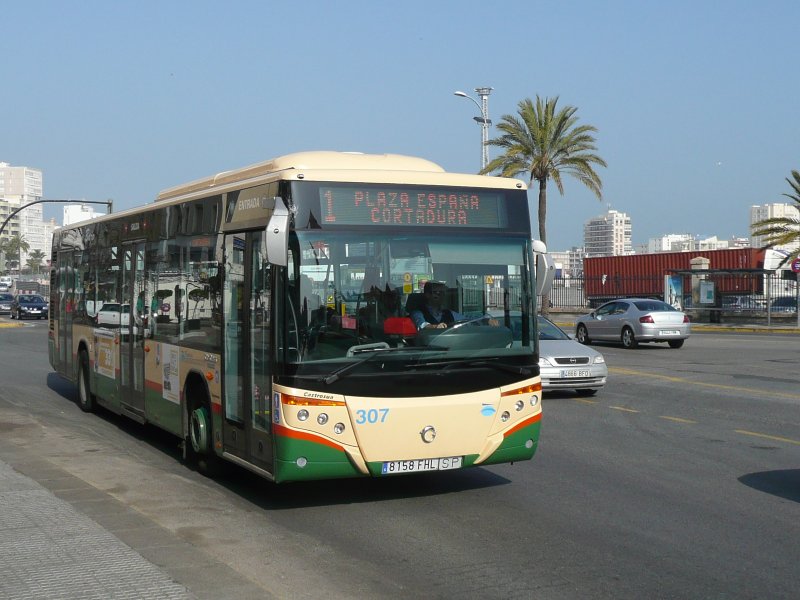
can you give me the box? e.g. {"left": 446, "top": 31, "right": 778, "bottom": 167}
{"left": 609, "top": 367, "right": 800, "bottom": 400}
{"left": 659, "top": 415, "right": 697, "bottom": 424}
{"left": 609, "top": 406, "right": 639, "bottom": 413}
{"left": 574, "top": 398, "right": 598, "bottom": 405}
{"left": 735, "top": 430, "right": 800, "bottom": 446}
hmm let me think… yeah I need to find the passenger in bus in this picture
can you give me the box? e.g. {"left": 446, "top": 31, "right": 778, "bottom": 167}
{"left": 299, "top": 274, "right": 322, "bottom": 326}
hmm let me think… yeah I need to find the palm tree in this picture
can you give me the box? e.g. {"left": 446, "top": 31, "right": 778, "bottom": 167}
{"left": 481, "top": 96, "right": 606, "bottom": 247}
{"left": 751, "top": 170, "right": 800, "bottom": 267}
{"left": 0, "top": 234, "right": 29, "bottom": 274}
{"left": 26, "top": 249, "right": 47, "bottom": 274}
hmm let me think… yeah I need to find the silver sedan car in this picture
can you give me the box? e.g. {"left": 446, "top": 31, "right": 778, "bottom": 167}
{"left": 538, "top": 316, "right": 607, "bottom": 395}
{"left": 575, "top": 298, "right": 690, "bottom": 349}
{"left": 0, "top": 292, "right": 13, "bottom": 314}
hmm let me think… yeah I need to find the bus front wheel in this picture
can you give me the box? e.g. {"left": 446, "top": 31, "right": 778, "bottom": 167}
{"left": 190, "top": 406, "right": 211, "bottom": 455}
{"left": 186, "top": 396, "right": 221, "bottom": 477}
{"left": 77, "top": 350, "right": 95, "bottom": 412}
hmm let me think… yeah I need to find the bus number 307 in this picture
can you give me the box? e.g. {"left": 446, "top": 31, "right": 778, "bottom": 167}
{"left": 355, "top": 408, "right": 390, "bottom": 424}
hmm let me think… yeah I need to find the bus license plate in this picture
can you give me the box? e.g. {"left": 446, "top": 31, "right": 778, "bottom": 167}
{"left": 561, "top": 369, "right": 590, "bottom": 378}
{"left": 381, "top": 456, "right": 463, "bottom": 475}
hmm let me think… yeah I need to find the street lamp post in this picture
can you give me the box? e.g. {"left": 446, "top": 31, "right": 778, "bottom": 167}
{"left": 454, "top": 87, "right": 493, "bottom": 170}
{"left": 0, "top": 198, "right": 113, "bottom": 239}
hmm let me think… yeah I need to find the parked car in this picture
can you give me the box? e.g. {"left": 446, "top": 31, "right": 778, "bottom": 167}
{"left": 770, "top": 296, "right": 798, "bottom": 313}
{"left": 0, "top": 292, "right": 14, "bottom": 314}
{"left": 575, "top": 298, "right": 690, "bottom": 349}
{"left": 10, "top": 294, "right": 49, "bottom": 320}
{"left": 95, "top": 302, "right": 131, "bottom": 326}
{"left": 538, "top": 315, "right": 607, "bottom": 395}
{"left": 722, "top": 295, "right": 767, "bottom": 312}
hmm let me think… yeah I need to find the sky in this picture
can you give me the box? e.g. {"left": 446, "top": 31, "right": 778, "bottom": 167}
{"left": 2, "top": 1, "right": 798, "bottom": 251}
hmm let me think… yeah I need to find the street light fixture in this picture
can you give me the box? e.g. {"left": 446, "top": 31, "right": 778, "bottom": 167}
{"left": 454, "top": 87, "right": 493, "bottom": 170}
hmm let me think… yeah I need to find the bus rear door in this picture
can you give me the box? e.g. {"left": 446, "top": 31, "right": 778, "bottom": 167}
{"left": 120, "top": 241, "right": 146, "bottom": 421}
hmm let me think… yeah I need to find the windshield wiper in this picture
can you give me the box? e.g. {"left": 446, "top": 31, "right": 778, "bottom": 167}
{"left": 415, "top": 357, "right": 532, "bottom": 376}
{"left": 322, "top": 346, "right": 447, "bottom": 385}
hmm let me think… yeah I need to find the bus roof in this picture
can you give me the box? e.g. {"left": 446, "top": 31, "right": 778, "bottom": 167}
{"left": 156, "top": 151, "right": 527, "bottom": 202}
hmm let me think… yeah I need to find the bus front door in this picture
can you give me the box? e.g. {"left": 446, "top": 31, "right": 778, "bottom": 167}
{"left": 120, "top": 242, "right": 146, "bottom": 421}
{"left": 223, "top": 232, "right": 274, "bottom": 471}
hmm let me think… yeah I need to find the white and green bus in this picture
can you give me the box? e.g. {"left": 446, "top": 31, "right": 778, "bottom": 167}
{"left": 49, "top": 151, "right": 551, "bottom": 483}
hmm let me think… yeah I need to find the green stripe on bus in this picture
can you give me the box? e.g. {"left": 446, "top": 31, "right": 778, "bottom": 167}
{"left": 274, "top": 436, "right": 364, "bottom": 483}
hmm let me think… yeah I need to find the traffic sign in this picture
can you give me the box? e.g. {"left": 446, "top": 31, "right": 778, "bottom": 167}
{"left": 791, "top": 258, "right": 800, "bottom": 273}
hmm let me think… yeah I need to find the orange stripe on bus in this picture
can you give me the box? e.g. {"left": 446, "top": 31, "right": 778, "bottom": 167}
{"left": 504, "top": 412, "right": 541, "bottom": 437}
{"left": 273, "top": 423, "right": 343, "bottom": 451}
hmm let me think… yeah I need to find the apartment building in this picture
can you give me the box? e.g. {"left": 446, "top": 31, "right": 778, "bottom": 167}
{"left": 583, "top": 209, "right": 633, "bottom": 257}
{"left": 0, "top": 162, "right": 46, "bottom": 271}
{"left": 750, "top": 202, "right": 800, "bottom": 252}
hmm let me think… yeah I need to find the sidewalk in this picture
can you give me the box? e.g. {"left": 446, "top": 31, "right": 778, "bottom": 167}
{"left": 0, "top": 457, "right": 195, "bottom": 600}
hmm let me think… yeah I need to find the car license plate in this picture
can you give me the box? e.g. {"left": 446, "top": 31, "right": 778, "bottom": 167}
{"left": 381, "top": 456, "right": 462, "bottom": 475}
{"left": 561, "top": 369, "right": 590, "bottom": 378}
{"left": 660, "top": 330, "right": 679, "bottom": 335}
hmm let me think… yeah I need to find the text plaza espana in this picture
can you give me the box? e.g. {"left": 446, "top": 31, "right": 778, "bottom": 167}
{"left": 354, "top": 191, "right": 482, "bottom": 225}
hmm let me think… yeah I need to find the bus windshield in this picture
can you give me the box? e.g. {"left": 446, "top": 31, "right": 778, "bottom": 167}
{"left": 281, "top": 230, "right": 536, "bottom": 378}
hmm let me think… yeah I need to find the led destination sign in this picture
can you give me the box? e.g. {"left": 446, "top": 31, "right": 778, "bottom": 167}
{"left": 320, "top": 186, "right": 507, "bottom": 228}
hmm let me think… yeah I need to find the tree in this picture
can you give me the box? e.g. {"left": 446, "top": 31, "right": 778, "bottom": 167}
{"left": 751, "top": 170, "right": 800, "bottom": 267}
{"left": 481, "top": 96, "right": 606, "bottom": 246}
{"left": 26, "top": 249, "right": 47, "bottom": 274}
{"left": 0, "top": 234, "right": 29, "bottom": 274}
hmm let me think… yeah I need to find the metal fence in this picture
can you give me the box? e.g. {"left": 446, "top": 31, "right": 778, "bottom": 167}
{"left": 547, "top": 272, "right": 798, "bottom": 322}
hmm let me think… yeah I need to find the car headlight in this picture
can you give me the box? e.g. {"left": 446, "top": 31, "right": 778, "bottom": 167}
{"left": 538, "top": 357, "right": 554, "bottom": 367}
{"left": 593, "top": 355, "right": 605, "bottom": 364}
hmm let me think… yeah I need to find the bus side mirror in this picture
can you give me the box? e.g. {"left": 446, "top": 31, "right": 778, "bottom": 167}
{"left": 533, "top": 242, "right": 554, "bottom": 296}
{"left": 266, "top": 197, "right": 289, "bottom": 266}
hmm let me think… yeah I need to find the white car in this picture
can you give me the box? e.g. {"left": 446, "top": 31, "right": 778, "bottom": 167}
{"left": 538, "top": 315, "right": 607, "bottom": 395}
{"left": 95, "top": 303, "right": 131, "bottom": 327}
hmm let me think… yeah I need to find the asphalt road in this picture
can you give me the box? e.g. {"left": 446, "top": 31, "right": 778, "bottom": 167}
{"left": 1, "top": 319, "right": 798, "bottom": 599}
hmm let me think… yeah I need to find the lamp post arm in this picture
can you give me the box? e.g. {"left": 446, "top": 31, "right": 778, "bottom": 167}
{"left": 0, "top": 199, "right": 113, "bottom": 239}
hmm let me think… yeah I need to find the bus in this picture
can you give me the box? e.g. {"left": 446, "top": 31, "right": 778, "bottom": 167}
{"left": 49, "top": 151, "right": 552, "bottom": 483}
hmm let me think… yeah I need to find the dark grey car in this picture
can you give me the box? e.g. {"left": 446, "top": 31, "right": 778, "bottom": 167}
{"left": 10, "top": 294, "right": 49, "bottom": 320}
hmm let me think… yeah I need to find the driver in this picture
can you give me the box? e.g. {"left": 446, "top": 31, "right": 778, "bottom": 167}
{"left": 410, "top": 281, "right": 465, "bottom": 330}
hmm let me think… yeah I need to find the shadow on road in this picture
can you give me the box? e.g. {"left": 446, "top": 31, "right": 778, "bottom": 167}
{"left": 45, "top": 373, "right": 513, "bottom": 509}
{"left": 739, "top": 469, "right": 800, "bottom": 503}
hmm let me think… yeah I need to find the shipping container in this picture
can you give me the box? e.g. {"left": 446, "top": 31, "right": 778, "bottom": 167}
{"left": 583, "top": 248, "right": 767, "bottom": 304}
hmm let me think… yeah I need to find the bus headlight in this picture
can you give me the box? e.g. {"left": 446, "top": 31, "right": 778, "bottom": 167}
{"left": 297, "top": 409, "right": 309, "bottom": 421}
{"left": 317, "top": 413, "right": 329, "bottom": 425}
